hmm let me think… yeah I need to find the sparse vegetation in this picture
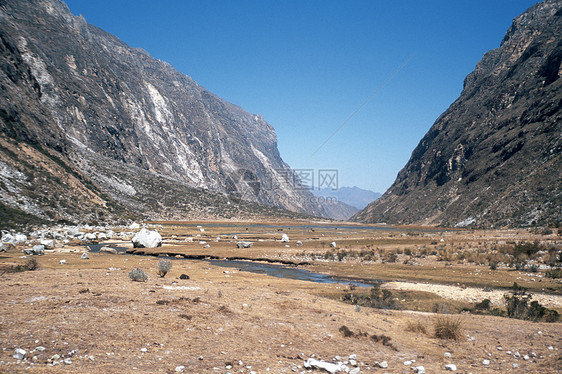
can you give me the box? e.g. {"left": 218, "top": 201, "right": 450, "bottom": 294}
{"left": 406, "top": 320, "right": 427, "bottom": 334}
{"left": 157, "top": 259, "right": 172, "bottom": 277}
{"left": 504, "top": 283, "right": 559, "bottom": 322}
{"left": 128, "top": 268, "right": 148, "bottom": 282}
{"left": 340, "top": 284, "right": 399, "bottom": 310}
{"left": 433, "top": 317, "right": 463, "bottom": 340}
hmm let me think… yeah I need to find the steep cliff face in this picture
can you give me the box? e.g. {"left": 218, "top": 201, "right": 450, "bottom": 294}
{"left": 353, "top": 0, "right": 562, "bottom": 228}
{"left": 0, "top": 0, "right": 329, "bottom": 224}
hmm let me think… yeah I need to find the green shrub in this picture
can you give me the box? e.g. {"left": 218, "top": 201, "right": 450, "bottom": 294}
{"left": 128, "top": 268, "right": 148, "bottom": 282}
{"left": 157, "top": 259, "right": 172, "bottom": 277}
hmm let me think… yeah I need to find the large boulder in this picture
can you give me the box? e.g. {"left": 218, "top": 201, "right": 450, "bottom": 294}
{"left": 280, "top": 234, "right": 290, "bottom": 243}
{"left": 132, "top": 229, "right": 162, "bottom": 248}
{"left": 23, "top": 244, "right": 45, "bottom": 256}
{"left": 1, "top": 233, "right": 15, "bottom": 245}
{"left": 14, "top": 233, "right": 28, "bottom": 244}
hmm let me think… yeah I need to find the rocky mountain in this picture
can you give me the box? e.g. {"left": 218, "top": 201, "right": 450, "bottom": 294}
{"left": 313, "top": 186, "right": 381, "bottom": 210}
{"left": 353, "top": 0, "right": 562, "bottom": 228}
{"left": 0, "top": 0, "right": 336, "bottom": 226}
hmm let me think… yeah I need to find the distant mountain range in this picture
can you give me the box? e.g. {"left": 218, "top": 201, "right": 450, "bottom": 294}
{"left": 312, "top": 186, "right": 381, "bottom": 210}
{"left": 353, "top": 0, "right": 562, "bottom": 228}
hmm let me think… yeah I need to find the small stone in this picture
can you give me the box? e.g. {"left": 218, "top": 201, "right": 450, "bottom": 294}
{"left": 14, "top": 348, "right": 26, "bottom": 360}
{"left": 497, "top": 346, "right": 503, "bottom": 351}
{"left": 482, "top": 359, "right": 490, "bottom": 365}
{"left": 547, "top": 346, "right": 553, "bottom": 351}
{"left": 199, "top": 356, "right": 204, "bottom": 360}
{"left": 513, "top": 363, "right": 519, "bottom": 368}
{"left": 51, "top": 354, "right": 61, "bottom": 361}
{"left": 349, "top": 359, "right": 357, "bottom": 366}
{"left": 349, "top": 368, "right": 361, "bottom": 374}
{"left": 63, "top": 358, "right": 72, "bottom": 365}
{"left": 296, "top": 241, "right": 303, "bottom": 246}
{"left": 404, "top": 360, "right": 413, "bottom": 365}
{"left": 377, "top": 361, "right": 388, "bottom": 368}
{"left": 59, "top": 259, "right": 66, "bottom": 265}
{"left": 81, "top": 253, "right": 89, "bottom": 259}
{"left": 444, "top": 352, "right": 452, "bottom": 358}
{"left": 506, "top": 351, "right": 512, "bottom": 355}
{"left": 140, "top": 348, "right": 147, "bottom": 353}
{"left": 348, "top": 354, "right": 357, "bottom": 360}
{"left": 175, "top": 366, "right": 185, "bottom": 372}
{"left": 35, "top": 346, "right": 46, "bottom": 352}
{"left": 280, "top": 234, "right": 290, "bottom": 243}
{"left": 414, "top": 366, "right": 426, "bottom": 374}
{"left": 226, "top": 364, "right": 233, "bottom": 369}
{"left": 523, "top": 355, "right": 529, "bottom": 361}
{"left": 513, "top": 351, "right": 520, "bottom": 358}
{"left": 445, "top": 364, "right": 457, "bottom": 371}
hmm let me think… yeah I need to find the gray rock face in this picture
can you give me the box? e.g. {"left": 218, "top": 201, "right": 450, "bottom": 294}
{"left": 131, "top": 229, "right": 162, "bottom": 248}
{"left": 353, "top": 0, "right": 562, "bottom": 228}
{"left": 0, "top": 0, "right": 329, "bottom": 224}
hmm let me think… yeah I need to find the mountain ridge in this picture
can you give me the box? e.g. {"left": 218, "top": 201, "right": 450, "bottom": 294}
{"left": 0, "top": 0, "right": 336, "bottom": 225}
{"left": 353, "top": 0, "right": 562, "bottom": 228}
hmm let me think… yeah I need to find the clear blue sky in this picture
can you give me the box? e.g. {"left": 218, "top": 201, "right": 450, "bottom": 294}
{"left": 64, "top": 0, "right": 541, "bottom": 193}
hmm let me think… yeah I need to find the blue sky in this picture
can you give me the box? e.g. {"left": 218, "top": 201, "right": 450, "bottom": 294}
{"left": 64, "top": 0, "right": 541, "bottom": 193}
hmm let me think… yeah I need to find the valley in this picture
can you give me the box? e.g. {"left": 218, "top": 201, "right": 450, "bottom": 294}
{"left": 0, "top": 220, "right": 560, "bottom": 373}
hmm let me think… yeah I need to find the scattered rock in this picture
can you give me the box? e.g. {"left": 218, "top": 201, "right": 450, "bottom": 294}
{"left": 59, "top": 259, "right": 66, "bottom": 264}
{"left": 175, "top": 365, "right": 185, "bottom": 372}
{"left": 84, "top": 233, "right": 97, "bottom": 241}
{"left": 81, "top": 252, "right": 89, "bottom": 259}
{"left": 281, "top": 234, "right": 290, "bottom": 243}
{"left": 203, "top": 244, "right": 211, "bottom": 248}
{"left": 132, "top": 229, "right": 162, "bottom": 248}
{"left": 63, "top": 358, "right": 72, "bottom": 365}
{"left": 445, "top": 364, "right": 457, "bottom": 371}
{"left": 23, "top": 244, "right": 45, "bottom": 256}
{"left": 13, "top": 348, "right": 26, "bottom": 360}
{"left": 99, "top": 247, "right": 118, "bottom": 254}
{"left": 376, "top": 361, "right": 388, "bottom": 369}
{"left": 129, "top": 222, "right": 141, "bottom": 230}
{"left": 237, "top": 241, "right": 253, "bottom": 248}
{"left": 296, "top": 240, "right": 303, "bottom": 246}
{"left": 304, "top": 358, "right": 344, "bottom": 373}
{"left": 513, "top": 363, "right": 519, "bottom": 368}
{"left": 349, "top": 368, "right": 360, "bottom": 374}
{"left": 40, "top": 239, "right": 55, "bottom": 249}
{"left": 330, "top": 241, "right": 337, "bottom": 248}
{"left": 35, "top": 346, "right": 46, "bottom": 352}
{"left": 179, "top": 274, "right": 190, "bottom": 280}
{"left": 523, "top": 355, "right": 530, "bottom": 361}
{"left": 482, "top": 359, "right": 490, "bottom": 365}
{"left": 414, "top": 366, "right": 426, "bottom": 374}
{"left": 404, "top": 360, "right": 413, "bottom": 365}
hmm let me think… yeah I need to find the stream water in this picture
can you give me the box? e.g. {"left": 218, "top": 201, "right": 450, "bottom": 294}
{"left": 87, "top": 243, "right": 375, "bottom": 288}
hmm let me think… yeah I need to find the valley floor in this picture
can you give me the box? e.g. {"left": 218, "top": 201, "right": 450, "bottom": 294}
{"left": 0, "top": 221, "right": 561, "bottom": 373}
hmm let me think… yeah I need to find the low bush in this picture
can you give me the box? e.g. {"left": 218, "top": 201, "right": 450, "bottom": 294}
{"left": 504, "top": 283, "right": 559, "bottom": 322}
{"left": 433, "top": 317, "right": 463, "bottom": 340}
{"left": 128, "top": 268, "right": 148, "bottom": 282}
{"left": 157, "top": 259, "right": 172, "bottom": 278}
{"left": 406, "top": 320, "right": 427, "bottom": 334}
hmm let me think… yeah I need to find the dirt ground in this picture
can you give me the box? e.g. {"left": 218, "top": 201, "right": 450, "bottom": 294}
{"left": 0, "top": 221, "right": 560, "bottom": 373}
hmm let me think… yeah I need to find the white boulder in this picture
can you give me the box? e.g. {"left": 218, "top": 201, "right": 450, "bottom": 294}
{"left": 304, "top": 358, "right": 345, "bottom": 373}
{"left": 132, "top": 229, "right": 162, "bottom": 248}
{"left": 237, "top": 241, "right": 253, "bottom": 248}
{"left": 40, "top": 239, "right": 55, "bottom": 249}
{"left": 14, "top": 233, "right": 28, "bottom": 244}
{"left": 129, "top": 222, "right": 141, "bottom": 230}
{"left": 330, "top": 241, "right": 337, "bottom": 248}
{"left": 280, "top": 234, "right": 289, "bottom": 243}
{"left": 23, "top": 245, "right": 45, "bottom": 256}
